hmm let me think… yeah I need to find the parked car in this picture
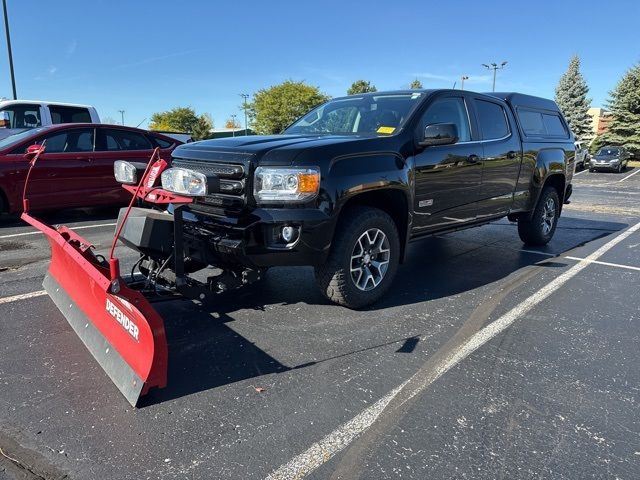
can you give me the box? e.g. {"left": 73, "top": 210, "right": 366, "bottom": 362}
{"left": 575, "top": 141, "right": 589, "bottom": 170}
{"left": 589, "top": 146, "right": 631, "bottom": 173}
{"left": 114, "top": 90, "right": 574, "bottom": 308}
{"left": 0, "top": 100, "right": 100, "bottom": 141}
{"left": 0, "top": 124, "right": 180, "bottom": 214}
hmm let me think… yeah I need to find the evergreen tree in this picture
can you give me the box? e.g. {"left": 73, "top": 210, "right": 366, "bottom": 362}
{"left": 347, "top": 80, "right": 377, "bottom": 95}
{"left": 600, "top": 63, "right": 640, "bottom": 156}
{"left": 554, "top": 56, "right": 592, "bottom": 142}
{"left": 410, "top": 78, "right": 423, "bottom": 89}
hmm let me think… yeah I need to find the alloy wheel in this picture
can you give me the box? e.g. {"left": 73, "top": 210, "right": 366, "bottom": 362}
{"left": 350, "top": 228, "right": 390, "bottom": 291}
{"left": 541, "top": 197, "right": 556, "bottom": 235}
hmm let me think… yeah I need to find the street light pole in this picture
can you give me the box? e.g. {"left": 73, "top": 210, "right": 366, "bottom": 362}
{"left": 239, "top": 93, "right": 249, "bottom": 135}
{"left": 230, "top": 114, "right": 237, "bottom": 137}
{"left": 482, "top": 61, "right": 507, "bottom": 92}
{"left": 2, "top": 0, "right": 17, "bottom": 99}
{"left": 118, "top": 110, "right": 125, "bottom": 125}
{"left": 461, "top": 75, "right": 469, "bottom": 91}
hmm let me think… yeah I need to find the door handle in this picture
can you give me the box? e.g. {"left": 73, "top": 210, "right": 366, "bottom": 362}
{"left": 507, "top": 151, "right": 517, "bottom": 159}
{"left": 467, "top": 154, "right": 481, "bottom": 164}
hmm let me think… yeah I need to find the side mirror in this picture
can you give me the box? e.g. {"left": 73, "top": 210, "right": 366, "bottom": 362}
{"left": 0, "top": 111, "right": 9, "bottom": 128}
{"left": 25, "top": 143, "right": 45, "bottom": 157}
{"left": 419, "top": 123, "right": 459, "bottom": 147}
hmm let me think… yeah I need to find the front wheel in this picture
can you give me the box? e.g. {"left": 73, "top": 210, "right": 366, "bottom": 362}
{"left": 517, "top": 187, "right": 560, "bottom": 246}
{"left": 315, "top": 206, "right": 400, "bottom": 309}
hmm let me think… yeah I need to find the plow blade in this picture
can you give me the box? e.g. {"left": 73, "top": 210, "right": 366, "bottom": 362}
{"left": 22, "top": 213, "right": 168, "bottom": 406}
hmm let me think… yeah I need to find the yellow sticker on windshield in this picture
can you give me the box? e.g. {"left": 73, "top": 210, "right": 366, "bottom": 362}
{"left": 377, "top": 126, "right": 395, "bottom": 134}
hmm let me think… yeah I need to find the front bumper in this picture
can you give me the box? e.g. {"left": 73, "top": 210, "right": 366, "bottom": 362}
{"left": 590, "top": 160, "right": 620, "bottom": 170}
{"left": 181, "top": 205, "right": 336, "bottom": 268}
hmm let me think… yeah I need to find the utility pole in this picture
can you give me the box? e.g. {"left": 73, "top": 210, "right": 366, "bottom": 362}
{"left": 239, "top": 93, "right": 249, "bottom": 135}
{"left": 482, "top": 62, "right": 508, "bottom": 92}
{"left": 118, "top": 110, "right": 125, "bottom": 125}
{"left": 2, "top": 0, "right": 17, "bottom": 99}
{"left": 461, "top": 75, "right": 469, "bottom": 91}
{"left": 230, "top": 114, "right": 237, "bottom": 137}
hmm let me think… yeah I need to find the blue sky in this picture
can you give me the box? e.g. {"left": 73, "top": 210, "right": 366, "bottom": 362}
{"left": 1, "top": 0, "right": 638, "bottom": 128}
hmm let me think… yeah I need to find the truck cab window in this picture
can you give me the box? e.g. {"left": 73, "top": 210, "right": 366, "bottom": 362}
{"left": 420, "top": 97, "right": 471, "bottom": 142}
{"left": 475, "top": 100, "right": 509, "bottom": 140}
{"left": 49, "top": 106, "right": 92, "bottom": 124}
{"left": 0, "top": 105, "right": 42, "bottom": 128}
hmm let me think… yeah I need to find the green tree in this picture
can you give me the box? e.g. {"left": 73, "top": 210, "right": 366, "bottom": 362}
{"left": 149, "top": 107, "right": 200, "bottom": 133}
{"left": 191, "top": 113, "right": 213, "bottom": 141}
{"left": 554, "top": 56, "right": 592, "bottom": 142}
{"left": 248, "top": 80, "right": 330, "bottom": 134}
{"left": 599, "top": 63, "right": 640, "bottom": 156}
{"left": 410, "top": 78, "right": 423, "bottom": 89}
{"left": 347, "top": 80, "right": 377, "bottom": 95}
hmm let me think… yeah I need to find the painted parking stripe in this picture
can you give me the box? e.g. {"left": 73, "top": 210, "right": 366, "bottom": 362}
{"left": 0, "top": 222, "right": 116, "bottom": 240}
{"left": 0, "top": 290, "right": 47, "bottom": 305}
{"left": 564, "top": 256, "right": 640, "bottom": 272}
{"left": 265, "top": 220, "right": 640, "bottom": 480}
{"left": 618, "top": 168, "right": 640, "bottom": 183}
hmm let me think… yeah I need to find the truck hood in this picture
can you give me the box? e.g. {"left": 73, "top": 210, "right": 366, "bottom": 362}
{"left": 171, "top": 134, "right": 376, "bottom": 166}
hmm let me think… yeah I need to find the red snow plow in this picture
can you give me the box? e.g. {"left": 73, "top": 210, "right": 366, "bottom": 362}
{"left": 21, "top": 146, "right": 195, "bottom": 406}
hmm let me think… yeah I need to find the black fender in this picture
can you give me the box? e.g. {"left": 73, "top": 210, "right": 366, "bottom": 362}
{"left": 523, "top": 148, "right": 567, "bottom": 218}
{"left": 325, "top": 151, "right": 412, "bottom": 262}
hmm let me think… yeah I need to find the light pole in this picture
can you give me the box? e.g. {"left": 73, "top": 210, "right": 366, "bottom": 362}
{"left": 239, "top": 93, "right": 249, "bottom": 135}
{"left": 2, "top": 0, "right": 17, "bottom": 99}
{"left": 482, "top": 62, "right": 507, "bottom": 92}
{"left": 118, "top": 110, "right": 125, "bottom": 125}
{"left": 230, "top": 114, "right": 237, "bottom": 137}
{"left": 461, "top": 75, "right": 469, "bottom": 91}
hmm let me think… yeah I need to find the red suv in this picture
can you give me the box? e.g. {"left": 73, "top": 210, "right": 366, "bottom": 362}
{"left": 0, "top": 124, "right": 181, "bottom": 214}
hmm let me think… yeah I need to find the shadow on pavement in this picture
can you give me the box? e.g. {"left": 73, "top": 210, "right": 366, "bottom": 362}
{"left": 138, "top": 215, "right": 628, "bottom": 405}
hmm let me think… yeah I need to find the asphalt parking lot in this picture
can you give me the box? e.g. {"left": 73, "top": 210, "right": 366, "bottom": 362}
{"left": 1, "top": 167, "right": 639, "bottom": 480}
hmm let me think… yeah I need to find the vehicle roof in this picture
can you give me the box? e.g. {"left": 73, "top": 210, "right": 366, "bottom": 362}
{"left": 485, "top": 92, "right": 560, "bottom": 112}
{"left": 0, "top": 99, "right": 96, "bottom": 109}
{"left": 2, "top": 123, "right": 181, "bottom": 143}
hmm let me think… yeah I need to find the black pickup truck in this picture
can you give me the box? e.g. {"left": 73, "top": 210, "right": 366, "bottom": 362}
{"left": 118, "top": 90, "right": 574, "bottom": 308}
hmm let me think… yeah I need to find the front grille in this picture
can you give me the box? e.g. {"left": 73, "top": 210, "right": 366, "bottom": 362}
{"left": 171, "top": 158, "right": 251, "bottom": 215}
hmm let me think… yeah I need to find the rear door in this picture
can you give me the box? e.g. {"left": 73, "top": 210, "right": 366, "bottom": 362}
{"left": 93, "top": 127, "right": 157, "bottom": 203}
{"left": 471, "top": 96, "right": 522, "bottom": 218}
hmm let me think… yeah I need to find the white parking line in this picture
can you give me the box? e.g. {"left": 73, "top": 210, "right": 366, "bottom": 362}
{"left": 0, "top": 290, "right": 47, "bottom": 305}
{"left": 564, "top": 256, "right": 640, "bottom": 272}
{"left": 574, "top": 169, "right": 588, "bottom": 176}
{"left": 0, "top": 222, "right": 116, "bottom": 240}
{"left": 265, "top": 220, "right": 640, "bottom": 480}
{"left": 618, "top": 168, "right": 640, "bottom": 183}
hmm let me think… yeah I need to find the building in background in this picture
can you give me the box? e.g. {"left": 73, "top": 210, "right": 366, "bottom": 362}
{"left": 587, "top": 107, "right": 613, "bottom": 138}
{"left": 208, "top": 127, "right": 254, "bottom": 139}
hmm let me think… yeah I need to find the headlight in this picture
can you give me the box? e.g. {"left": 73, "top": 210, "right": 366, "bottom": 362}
{"left": 254, "top": 167, "right": 320, "bottom": 203}
{"left": 161, "top": 168, "right": 208, "bottom": 196}
{"left": 114, "top": 160, "right": 137, "bottom": 184}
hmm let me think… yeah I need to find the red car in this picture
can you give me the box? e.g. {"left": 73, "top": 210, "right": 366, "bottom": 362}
{"left": 0, "top": 124, "right": 181, "bottom": 214}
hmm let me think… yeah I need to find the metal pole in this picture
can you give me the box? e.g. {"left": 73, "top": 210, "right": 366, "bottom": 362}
{"left": 231, "top": 114, "right": 237, "bottom": 137}
{"left": 2, "top": 0, "right": 17, "bottom": 99}
{"left": 239, "top": 93, "right": 249, "bottom": 135}
{"left": 483, "top": 62, "right": 507, "bottom": 92}
{"left": 492, "top": 69, "right": 496, "bottom": 92}
{"left": 461, "top": 75, "right": 468, "bottom": 91}
{"left": 119, "top": 110, "right": 125, "bottom": 125}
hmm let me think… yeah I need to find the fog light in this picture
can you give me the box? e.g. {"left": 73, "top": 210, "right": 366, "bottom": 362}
{"left": 282, "top": 226, "right": 295, "bottom": 243}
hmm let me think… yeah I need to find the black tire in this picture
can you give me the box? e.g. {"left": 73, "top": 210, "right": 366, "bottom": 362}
{"left": 617, "top": 163, "right": 623, "bottom": 173}
{"left": 315, "top": 206, "right": 400, "bottom": 309}
{"left": 517, "top": 186, "right": 560, "bottom": 246}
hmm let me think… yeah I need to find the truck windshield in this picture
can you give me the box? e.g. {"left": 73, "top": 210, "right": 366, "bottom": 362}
{"left": 285, "top": 93, "right": 424, "bottom": 136}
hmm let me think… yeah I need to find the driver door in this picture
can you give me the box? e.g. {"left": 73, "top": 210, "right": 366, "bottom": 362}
{"left": 411, "top": 94, "right": 483, "bottom": 233}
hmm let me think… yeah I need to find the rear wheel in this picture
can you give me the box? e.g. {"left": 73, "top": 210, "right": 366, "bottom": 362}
{"left": 517, "top": 186, "right": 560, "bottom": 246}
{"left": 315, "top": 206, "right": 400, "bottom": 309}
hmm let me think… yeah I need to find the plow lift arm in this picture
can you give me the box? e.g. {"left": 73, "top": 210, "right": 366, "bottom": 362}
{"left": 20, "top": 147, "right": 192, "bottom": 406}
